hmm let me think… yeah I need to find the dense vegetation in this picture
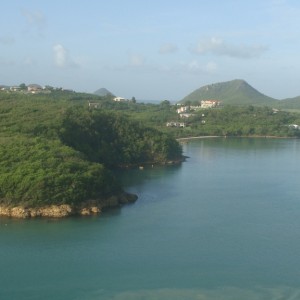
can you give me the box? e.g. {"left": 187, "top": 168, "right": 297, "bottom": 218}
{"left": 0, "top": 91, "right": 182, "bottom": 208}
{"left": 0, "top": 138, "right": 120, "bottom": 207}
{"left": 90, "top": 97, "right": 300, "bottom": 139}
{"left": 59, "top": 107, "right": 182, "bottom": 166}
{"left": 174, "top": 105, "right": 300, "bottom": 138}
{"left": 1, "top": 86, "right": 300, "bottom": 209}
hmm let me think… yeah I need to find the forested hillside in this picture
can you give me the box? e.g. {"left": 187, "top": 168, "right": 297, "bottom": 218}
{"left": 0, "top": 92, "right": 182, "bottom": 212}
{"left": 1, "top": 88, "right": 300, "bottom": 214}
{"left": 85, "top": 96, "right": 300, "bottom": 139}
{"left": 168, "top": 106, "right": 300, "bottom": 138}
{"left": 60, "top": 107, "right": 182, "bottom": 167}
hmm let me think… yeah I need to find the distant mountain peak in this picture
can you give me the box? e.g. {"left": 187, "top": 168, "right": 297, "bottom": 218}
{"left": 181, "top": 79, "right": 277, "bottom": 106}
{"left": 94, "top": 88, "right": 115, "bottom": 97}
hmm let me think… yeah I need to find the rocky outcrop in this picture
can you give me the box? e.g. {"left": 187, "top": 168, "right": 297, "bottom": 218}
{"left": 0, "top": 192, "right": 138, "bottom": 218}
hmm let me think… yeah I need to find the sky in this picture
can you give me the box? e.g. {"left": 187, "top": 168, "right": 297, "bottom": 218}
{"left": 1, "top": 0, "right": 300, "bottom": 101}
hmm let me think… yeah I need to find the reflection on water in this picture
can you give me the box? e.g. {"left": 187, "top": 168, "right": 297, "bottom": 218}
{"left": 102, "top": 286, "right": 300, "bottom": 300}
{"left": 181, "top": 137, "right": 297, "bottom": 159}
{"left": 2, "top": 138, "right": 300, "bottom": 300}
{"left": 115, "top": 163, "right": 182, "bottom": 188}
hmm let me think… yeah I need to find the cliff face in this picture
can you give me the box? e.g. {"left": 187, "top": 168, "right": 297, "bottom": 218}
{"left": 0, "top": 192, "right": 137, "bottom": 218}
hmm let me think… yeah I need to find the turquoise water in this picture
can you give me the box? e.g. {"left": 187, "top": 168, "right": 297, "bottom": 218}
{"left": 2, "top": 138, "right": 300, "bottom": 299}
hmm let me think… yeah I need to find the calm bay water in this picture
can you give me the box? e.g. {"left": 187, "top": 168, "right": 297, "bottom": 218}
{"left": 1, "top": 138, "right": 300, "bottom": 299}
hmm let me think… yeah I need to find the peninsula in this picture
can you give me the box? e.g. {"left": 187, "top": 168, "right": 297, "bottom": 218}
{"left": 0, "top": 89, "right": 183, "bottom": 218}
{"left": 2, "top": 79, "right": 300, "bottom": 218}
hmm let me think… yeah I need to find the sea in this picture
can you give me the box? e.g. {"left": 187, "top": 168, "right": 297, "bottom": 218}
{"left": 1, "top": 137, "right": 300, "bottom": 300}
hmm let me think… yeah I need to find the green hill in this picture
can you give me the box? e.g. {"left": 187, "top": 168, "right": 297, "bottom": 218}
{"left": 94, "top": 88, "right": 115, "bottom": 97}
{"left": 278, "top": 96, "right": 300, "bottom": 110}
{"left": 0, "top": 92, "right": 182, "bottom": 217}
{"left": 181, "top": 79, "right": 278, "bottom": 106}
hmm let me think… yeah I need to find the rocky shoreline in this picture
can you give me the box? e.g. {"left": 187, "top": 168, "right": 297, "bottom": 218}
{"left": 0, "top": 192, "right": 138, "bottom": 219}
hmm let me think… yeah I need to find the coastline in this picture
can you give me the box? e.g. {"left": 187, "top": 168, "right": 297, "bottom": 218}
{"left": 0, "top": 192, "right": 137, "bottom": 219}
{"left": 176, "top": 135, "right": 297, "bottom": 141}
{"left": 177, "top": 136, "right": 221, "bottom": 141}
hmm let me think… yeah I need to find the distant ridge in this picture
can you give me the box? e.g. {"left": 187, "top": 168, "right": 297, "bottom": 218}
{"left": 181, "top": 79, "right": 278, "bottom": 106}
{"left": 94, "top": 88, "right": 115, "bottom": 97}
{"left": 0, "top": 85, "right": 10, "bottom": 89}
{"left": 277, "top": 96, "right": 300, "bottom": 109}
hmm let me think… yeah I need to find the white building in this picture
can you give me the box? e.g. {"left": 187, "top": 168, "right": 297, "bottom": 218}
{"left": 201, "top": 100, "right": 221, "bottom": 108}
{"left": 179, "top": 113, "right": 194, "bottom": 118}
{"left": 28, "top": 84, "right": 43, "bottom": 93}
{"left": 289, "top": 124, "right": 300, "bottom": 129}
{"left": 190, "top": 105, "right": 201, "bottom": 111}
{"left": 88, "top": 102, "right": 100, "bottom": 109}
{"left": 166, "top": 121, "right": 186, "bottom": 128}
{"left": 113, "top": 96, "right": 127, "bottom": 102}
{"left": 10, "top": 86, "right": 21, "bottom": 92}
{"left": 176, "top": 106, "right": 189, "bottom": 114}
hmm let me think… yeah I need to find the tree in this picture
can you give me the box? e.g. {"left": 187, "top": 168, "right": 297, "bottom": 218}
{"left": 160, "top": 100, "right": 171, "bottom": 108}
{"left": 45, "top": 85, "right": 54, "bottom": 91}
{"left": 19, "top": 83, "right": 27, "bottom": 90}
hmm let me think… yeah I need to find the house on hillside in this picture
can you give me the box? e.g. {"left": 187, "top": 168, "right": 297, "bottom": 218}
{"left": 190, "top": 105, "right": 201, "bottom": 111}
{"left": 166, "top": 121, "right": 186, "bottom": 128}
{"left": 88, "top": 102, "right": 100, "bottom": 109}
{"left": 289, "top": 124, "right": 300, "bottom": 130}
{"left": 0, "top": 85, "right": 9, "bottom": 91}
{"left": 176, "top": 106, "right": 189, "bottom": 114}
{"left": 113, "top": 96, "right": 127, "bottom": 102}
{"left": 10, "top": 86, "right": 21, "bottom": 92}
{"left": 179, "top": 113, "right": 194, "bottom": 118}
{"left": 201, "top": 100, "right": 221, "bottom": 108}
{"left": 28, "top": 84, "right": 43, "bottom": 93}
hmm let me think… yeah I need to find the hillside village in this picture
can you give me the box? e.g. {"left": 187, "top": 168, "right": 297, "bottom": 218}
{"left": 0, "top": 83, "right": 138, "bottom": 104}
{"left": 167, "top": 100, "right": 222, "bottom": 128}
{"left": 2, "top": 80, "right": 300, "bottom": 135}
{"left": 0, "top": 80, "right": 300, "bottom": 135}
{"left": 0, "top": 84, "right": 74, "bottom": 94}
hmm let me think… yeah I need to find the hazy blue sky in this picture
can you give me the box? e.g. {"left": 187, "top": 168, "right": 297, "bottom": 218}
{"left": 1, "top": 0, "right": 300, "bottom": 100}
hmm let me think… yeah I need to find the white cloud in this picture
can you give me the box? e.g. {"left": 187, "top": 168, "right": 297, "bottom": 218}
{"left": 159, "top": 43, "right": 178, "bottom": 54}
{"left": 53, "top": 44, "right": 67, "bottom": 67}
{"left": 53, "top": 44, "right": 78, "bottom": 68}
{"left": 191, "top": 37, "right": 268, "bottom": 59}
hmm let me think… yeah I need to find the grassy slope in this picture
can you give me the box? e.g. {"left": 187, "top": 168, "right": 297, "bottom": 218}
{"left": 181, "top": 79, "right": 278, "bottom": 106}
{"left": 278, "top": 96, "right": 300, "bottom": 109}
{"left": 180, "top": 79, "right": 300, "bottom": 109}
